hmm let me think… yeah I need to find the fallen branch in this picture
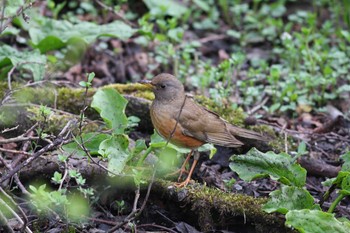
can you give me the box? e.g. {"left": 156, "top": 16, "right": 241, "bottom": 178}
{"left": 0, "top": 119, "right": 76, "bottom": 184}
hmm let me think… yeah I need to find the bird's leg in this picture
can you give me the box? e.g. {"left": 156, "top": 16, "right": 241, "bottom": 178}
{"left": 177, "top": 150, "right": 193, "bottom": 182}
{"left": 175, "top": 151, "right": 199, "bottom": 188}
{"left": 165, "top": 150, "right": 192, "bottom": 179}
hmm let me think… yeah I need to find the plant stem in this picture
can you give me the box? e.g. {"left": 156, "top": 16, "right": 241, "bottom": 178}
{"left": 137, "top": 146, "right": 153, "bottom": 166}
{"left": 328, "top": 193, "right": 345, "bottom": 213}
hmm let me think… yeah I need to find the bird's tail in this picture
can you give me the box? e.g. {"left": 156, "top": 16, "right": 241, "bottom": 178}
{"left": 229, "top": 125, "right": 269, "bottom": 142}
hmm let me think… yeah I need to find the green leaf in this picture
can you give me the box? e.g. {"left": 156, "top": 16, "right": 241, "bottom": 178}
{"left": 29, "top": 18, "right": 136, "bottom": 53}
{"left": 229, "top": 148, "right": 307, "bottom": 187}
{"left": 52, "top": 172, "right": 63, "bottom": 183}
{"left": 193, "top": 0, "right": 210, "bottom": 12}
{"left": 91, "top": 88, "right": 128, "bottom": 134}
{"left": 329, "top": 171, "right": 350, "bottom": 188}
{"left": 341, "top": 174, "right": 350, "bottom": 195}
{"left": 297, "top": 141, "right": 307, "bottom": 155}
{"left": 286, "top": 210, "right": 350, "bottom": 233}
{"left": 62, "top": 133, "right": 110, "bottom": 157}
{"left": 132, "top": 139, "right": 147, "bottom": 156}
{"left": 143, "top": 0, "right": 187, "bottom": 18}
{"left": 150, "top": 131, "right": 190, "bottom": 154}
{"left": 341, "top": 151, "right": 350, "bottom": 172}
{"left": 263, "top": 186, "right": 316, "bottom": 214}
{"left": 0, "top": 45, "right": 46, "bottom": 81}
{"left": 98, "top": 134, "right": 131, "bottom": 175}
{"left": 2, "top": 0, "right": 25, "bottom": 18}
{"left": 87, "top": 72, "right": 95, "bottom": 83}
{"left": 79, "top": 81, "right": 89, "bottom": 88}
{"left": 198, "top": 143, "right": 217, "bottom": 159}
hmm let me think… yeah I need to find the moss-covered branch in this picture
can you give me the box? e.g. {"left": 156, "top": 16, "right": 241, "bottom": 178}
{"left": 18, "top": 154, "right": 294, "bottom": 233}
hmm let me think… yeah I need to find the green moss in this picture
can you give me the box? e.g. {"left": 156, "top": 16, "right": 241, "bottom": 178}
{"left": 57, "top": 87, "right": 90, "bottom": 114}
{"left": 13, "top": 86, "right": 56, "bottom": 106}
{"left": 27, "top": 106, "right": 99, "bottom": 135}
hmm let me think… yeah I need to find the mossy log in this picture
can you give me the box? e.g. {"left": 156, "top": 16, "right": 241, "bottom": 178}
{"left": 0, "top": 82, "right": 154, "bottom": 133}
{"left": 17, "top": 154, "right": 295, "bottom": 233}
{"left": 0, "top": 82, "right": 279, "bottom": 150}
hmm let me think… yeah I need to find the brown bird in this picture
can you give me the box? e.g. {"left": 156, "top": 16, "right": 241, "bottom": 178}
{"left": 141, "top": 73, "right": 267, "bottom": 187}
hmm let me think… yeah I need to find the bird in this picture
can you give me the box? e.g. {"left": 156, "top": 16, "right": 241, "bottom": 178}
{"left": 140, "top": 73, "right": 267, "bottom": 187}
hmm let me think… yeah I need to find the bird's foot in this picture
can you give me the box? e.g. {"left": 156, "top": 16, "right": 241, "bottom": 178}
{"left": 174, "top": 177, "right": 192, "bottom": 188}
{"left": 165, "top": 168, "right": 189, "bottom": 180}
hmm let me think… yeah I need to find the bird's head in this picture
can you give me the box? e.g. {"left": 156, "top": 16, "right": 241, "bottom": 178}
{"left": 140, "top": 73, "right": 185, "bottom": 102}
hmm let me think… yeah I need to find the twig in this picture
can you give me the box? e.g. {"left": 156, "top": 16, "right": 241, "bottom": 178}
{"left": 175, "top": 34, "right": 228, "bottom": 50}
{"left": 0, "top": 187, "right": 32, "bottom": 233}
{"left": 0, "top": 136, "right": 40, "bottom": 145}
{"left": 94, "top": 0, "right": 136, "bottom": 27}
{"left": 166, "top": 94, "right": 190, "bottom": 146}
{"left": 7, "top": 64, "right": 17, "bottom": 90}
{"left": 58, "top": 159, "right": 69, "bottom": 191}
{"left": 0, "top": 119, "right": 76, "bottom": 184}
{"left": 11, "top": 130, "right": 36, "bottom": 167}
{"left": 14, "top": 175, "right": 30, "bottom": 195}
{"left": 1, "top": 125, "right": 19, "bottom": 134}
{"left": 74, "top": 75, "right": 118, "bottom": 176}
{"left": 0, "top": 210, "right": 14, "bottom": 233}
{"left": 0, "top": 0, "right": 7, "bottom": 33}
{"left": 137, "top": 223, "right": 177, "bottom": 233}
{"left": 0, "top": 1, "right": 35, "bottom": 33}
{"left": 247, "top": 96, "right": 269, "bottom": 115}
{"left": 107, "top": 169, "right": 156, "bottom": 232}
{"left": 0, "top": 147, "right": 31, "bottom": 156}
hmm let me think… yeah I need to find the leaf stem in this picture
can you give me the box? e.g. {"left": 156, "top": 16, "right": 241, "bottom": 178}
{"left": 137, "top": 146, "right": 153, "bottom": 166}
{"left": 328, "top": 193, "right": 345, "bottom": 213}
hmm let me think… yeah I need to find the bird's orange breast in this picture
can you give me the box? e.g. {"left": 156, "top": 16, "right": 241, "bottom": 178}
{"left": 150, "top": 106, "right": 204, "bottom": 149}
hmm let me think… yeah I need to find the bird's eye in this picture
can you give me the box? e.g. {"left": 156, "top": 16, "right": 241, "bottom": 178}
{"left": 160, "top": 84, "right": 166, "bottom": 88}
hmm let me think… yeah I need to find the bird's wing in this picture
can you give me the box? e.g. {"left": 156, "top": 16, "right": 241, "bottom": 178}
{"left": 176, "top": 98, "right": 244, "bottom": 147}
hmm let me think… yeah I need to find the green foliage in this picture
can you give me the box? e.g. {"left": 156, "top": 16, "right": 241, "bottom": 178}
{"left": 29, "top": 184, "right": 90, "bottom": 222}
{"left": 63, "top": 133, "right": 110, "bottom": 156}
{"left": 91, "top": 88, "right": 128, "bottom": 134}
{"left": 230, "top": 147, "right": 350, "bottom": 233}
{"left": 0, "top": 45, "right": 46, "bottom": 81}
{"left": 98, "top": 134, "right": 131, "bottom": 175}
{"left": 29, "top": 17, "right": 136, "bottom": 53}
{"left": 79, "top": 72, "right": 95, "bottom": 88}
{"left": 262, "top": 185, "right": 317, "bottom": 214}
{"left": 286, "top": 210, "right": 350, "bottom": 233}
{"left": 230, "top": 148, "right": 306, "bottom": 187}
{"left": 2, "top": 0, "right": 25, "bottom": 19}
{"left": 322, "top": 151, "right": 350, "bottom": 213}
{"left": 143, "top": 0, "right": 187, "bottom": 18}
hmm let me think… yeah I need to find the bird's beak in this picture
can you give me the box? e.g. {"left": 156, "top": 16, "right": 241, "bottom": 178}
{"left": 139, "top": 79, "right": 155, "bottom": 90}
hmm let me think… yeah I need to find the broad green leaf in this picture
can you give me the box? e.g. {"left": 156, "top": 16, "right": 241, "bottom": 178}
{"left": 143, "top": 0, "right": 187, "bottom": 18}
{"left": 341, "top": 151, "right": 350, "bottom": 172}
{"left": 149, "top": 130, "right": 216, "bottom": 156}
{"left": 98, "top": 134, "right": 130, "bottom": 175}
{"left": 286, "top": 210, "right": 350, "bottom": 233}
{"left": 230, "top": 148, "right": 307, "bottom": 187}
{"left": 2, "top": 0, "right": 25, "bottom": 19}
{"left": 263, "top": 186, "right": 316, "bottom": 214}
{"left": 0, "top": 45, "right": 46, "bottom": 81}
{"left": 328, "top": 171, "right": 350, "bottom": 188}
{"left": 91, "top": 88, "right": 128, "bottom": 134}
{"left": 193, "top": 0, "right": 210, "bottom": 12}
{"left": 150, "top": 131, "right": 191, "bottom": 154}
{"left": 29, "top": 18, "right": 136, "bottom": 53}
{"left": 341, "top": 174, "right": 350, "bottom": 195}
{"left": 62, "top": 133, "right": 110, "bottom": 157}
